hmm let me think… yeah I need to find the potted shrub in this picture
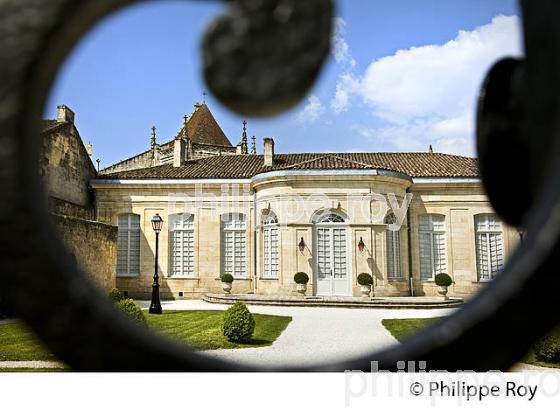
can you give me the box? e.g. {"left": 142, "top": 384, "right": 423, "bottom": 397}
{"left": 357, "top": 273, "right": 374, "bottom": 298}
{"left": 294, "top": 272, "right": 309, "bottom": 296}
{"left": 220, "top": 273, "right": 234, "bottom": 294}
{"left": 434, "top": 273, "right": 453, "bottom": 300}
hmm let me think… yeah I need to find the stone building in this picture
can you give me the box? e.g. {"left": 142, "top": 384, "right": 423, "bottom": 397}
{"left": 101, "top": 103, "right": 240, "bottom": 174}
{"left": 40, "top": 105, "right": 117, "bottom": 292}
{"left": 90, "top": 103, "right": 520, "bottom": 300}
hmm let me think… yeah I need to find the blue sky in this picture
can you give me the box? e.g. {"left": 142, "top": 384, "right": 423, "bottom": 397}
{"left": 46, "top": 0, "right": 522, "bottom": 168}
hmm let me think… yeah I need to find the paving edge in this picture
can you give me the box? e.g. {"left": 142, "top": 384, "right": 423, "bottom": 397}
{"left": 202, "top": 294, "right": 463, "bottom": 309}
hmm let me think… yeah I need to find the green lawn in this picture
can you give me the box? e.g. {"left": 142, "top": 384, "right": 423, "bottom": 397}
{"left": 382, "top": 317, "right": 560, "bottom": 369}
{"left": 0, "top": 310, "right": 292, "bottom": 362}
{"left": 146, "top": 310, "right": 292, "bottom": 350}
{"left": 0, "top": 323, "right": 57, "bottom": 361}
{"left": 382, "top": 317, "right": 443, "bottom": 342}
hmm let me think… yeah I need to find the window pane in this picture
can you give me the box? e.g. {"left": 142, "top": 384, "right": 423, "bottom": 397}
{"left": 418, "top": 215, "right": 447, "bottom": 280}
{"left": 475, "top": 214, "right": 504, "bottom": 281}
{"left": 117, "top": 214, "right": 140, "bottom": 276}
{"left": 387, "top": 229, "right": 402, "bottom": 279}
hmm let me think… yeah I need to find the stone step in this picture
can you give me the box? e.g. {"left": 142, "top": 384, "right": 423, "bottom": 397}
{"left": 202, "top": 294, "right": 463, "bottom": 309}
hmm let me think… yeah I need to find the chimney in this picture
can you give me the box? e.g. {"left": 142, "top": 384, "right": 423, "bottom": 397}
{"left": 264, "top": 138, "right": 275, "bottom": 167}
{"left": 236, "top": 144, "right": 243, "bottom": 155}
{"left": 174, "top": 138, "right": 186, "bottom": 167}
{"left": 57, "top": 104, "right": 75, "bottom": 124}
{"left": 428, "top": 145, "right": 434, "bottom": 153}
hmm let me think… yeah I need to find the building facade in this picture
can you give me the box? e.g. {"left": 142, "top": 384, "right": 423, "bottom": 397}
{"left": 89, "top": 104, "right": 519, "bottom": 300}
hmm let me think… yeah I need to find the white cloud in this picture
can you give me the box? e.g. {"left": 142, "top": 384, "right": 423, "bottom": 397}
{"left": 296, "top": 94, "right": 325, "bottom": 124}
{"left": 331, "top": 72, "right": 359, "bottom": 114}
{"left": 296, "top": 18, "right": 358, "bottom": 121}
{"left": 330, "top": 18, "right": 358, "bottom": 114}
{"left": 340, "top": 15, "right": 523, "bottom": 155}
{"left": 332, "top": 17, "right": 356, "bottom": 69}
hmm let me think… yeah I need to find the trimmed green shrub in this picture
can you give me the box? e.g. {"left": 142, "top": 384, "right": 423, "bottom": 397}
{"left": 434, "top": 273, "right": 453, "bottom": 287}
{"left": 116, "top": 299, "right": 146, "bottom": 324}
{"left": 534, "top": 335, "right": 560, "bottom": 363}
{"left": 108, "top": 287, "right": 125, "bottom": 302}
{"left": 357, "top": 273, "right": 373, "bottom": 286}
{"left": 294, "top": 272, "right": 309, "bottom": 284}
{"left": 221, "top": 273, "right": 234, "bottom": 284}
{"left": 222, "top": 302, "right": 255, "bottom": 343}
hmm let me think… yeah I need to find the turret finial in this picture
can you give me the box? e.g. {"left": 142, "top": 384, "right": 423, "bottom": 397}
{"left": 241, "top": 120, "right": 249, "bottom": 154}
{"left": 151, "top": 126, "right": 157, "bottom": 148}
{"left": 251, "top": 136, "right": 257, "bottom": 155}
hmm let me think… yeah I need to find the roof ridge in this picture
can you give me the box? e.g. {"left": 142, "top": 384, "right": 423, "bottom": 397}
{"left": 281, "top": 154, "right": 334, "bottom": 170}
{"left": 329, "top": 154, "right": 375, "bottom": 168}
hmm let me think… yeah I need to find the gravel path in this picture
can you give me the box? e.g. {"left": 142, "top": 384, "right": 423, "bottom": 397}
{"left": 0, "top": 361, "right": 66, "bottom": 369}
{"left": 138, "top": 300, "right": 456, "bottom": 368}
{"left": 0, "top": 319, "right": 20, "bottom": 325}
{"left": 509, "top": 363, "right": 560, "bottom": 372}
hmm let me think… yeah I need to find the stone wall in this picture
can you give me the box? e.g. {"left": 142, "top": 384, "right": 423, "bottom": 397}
{"left": 101, "top": 149, "right": 154, "bottom": 174}
{"left": 39, "top": 121, "right": 97, "bottom": 208}
{"left": 101, "top": 140, "right": 238, "bottom": 174}
{"left": 52, "top": 214, "right": 117, "bottom": 293}
{"left": 48, "top": 196, "right": 95, "bottom": 220}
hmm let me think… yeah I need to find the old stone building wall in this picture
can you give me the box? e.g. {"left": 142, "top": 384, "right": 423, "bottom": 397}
{"left": 101, "top": 141, "right": 238, "bottom": 174}
{"left": 101, "top": 149, "right": 155, "bottom": 175}
{"left": 40, "top": 105, "right": 117, "bottom": 292}
{"left": 52, "top": 214, "right": 117, "bottom": 292}
{"left": 39, "top": 108, "right": 97, "bottom": 208}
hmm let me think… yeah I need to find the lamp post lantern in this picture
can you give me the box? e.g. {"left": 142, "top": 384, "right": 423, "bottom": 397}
{"left": 149, "top": 213, "right": 164, "bottom": 314}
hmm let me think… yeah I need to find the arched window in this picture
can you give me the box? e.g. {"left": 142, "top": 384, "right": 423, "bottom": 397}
{"left": 475, "top": 214, "right": 504, "bottom": 281}
{"left": 385, "top": 213, "right": 402, "bottom": 279}
{"left": 169, "top": 214, "right": 195, "bottom": 277}
{"left": 418, "top": 214, "right": 447, "bottom": 280}
{"left": 222, "top": 214, "right": 247, "bottom": 278}
{"left": 117, "top": 214, "right": 140, "bottom": 277}
{"left": 263, "top": 212, "right": 279, "bottom": 278}
{"left": 317, "top": 213, "right": 346, "bottom": 224}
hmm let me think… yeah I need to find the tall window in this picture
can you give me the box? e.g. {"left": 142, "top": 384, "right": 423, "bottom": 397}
{"left": 385, "top": 213, "right": 402, "bottom": 279}
{"left": 222, "top": 214, "right": 247, "bottom": 277}
{"left": 170, "top": 214, "right": 195, "bottom": 277}
{"left": 418, "top": 214, "right": 447, "bottom": 280}
{"left": 475, "top": 214, "right": 504, "bottom": 281}
{"left": 263, "top": 212, "right": 279, "bottom": 278}
{"left": 117, "top": 214, "right": 140, "bottom": 277}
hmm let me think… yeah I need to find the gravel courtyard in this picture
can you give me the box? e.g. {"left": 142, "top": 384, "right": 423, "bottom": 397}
{"left": 137, "top": 300, "right": 457, "bottom": 369}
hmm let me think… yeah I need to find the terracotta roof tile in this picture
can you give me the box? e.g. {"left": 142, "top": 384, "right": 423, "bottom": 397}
{"left": 100, "top": 152, "right": 479, "bottom": 180}
{"left": 176, "top": 103, "right": 233, "bottom": 147}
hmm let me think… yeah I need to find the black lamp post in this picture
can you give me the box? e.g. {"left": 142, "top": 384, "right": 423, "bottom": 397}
{"left": 149, "top": 213, "right": 164, "bottom": 315}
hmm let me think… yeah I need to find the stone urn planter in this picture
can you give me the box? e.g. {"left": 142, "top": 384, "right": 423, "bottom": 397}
{"left": 437, "top": 285, "right": 449, "bottom": 300}
{"left": 357, "top": 273, "right": 374, "bottom": 298}
{"left": 222, "top": 282, "right": 233, "bottom": 294}
{"left": 294, "top": 272, "right": 309, "bottom": 297}
{"left": 221, "top": 273, "right": 234, "bottom": 295}
{"left": 360, "top": 285, "right": 372, "bottom": 298}
{"left": 434, "top": 273, "right": 453, "bottom": 301}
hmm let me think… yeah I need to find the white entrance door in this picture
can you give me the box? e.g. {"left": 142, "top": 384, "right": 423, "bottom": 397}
{"left": 316, "top": 226, "right": 350, "bottom": 296}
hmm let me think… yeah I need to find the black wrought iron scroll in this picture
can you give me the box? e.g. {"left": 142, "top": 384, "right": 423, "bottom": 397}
{"left": 0, "top": 0, "right": 558, "bottom": 371}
